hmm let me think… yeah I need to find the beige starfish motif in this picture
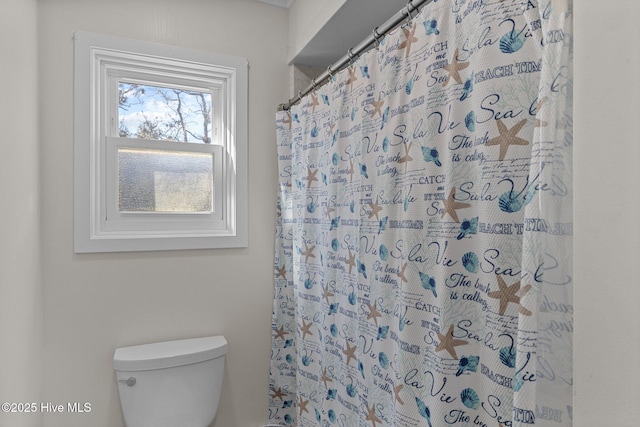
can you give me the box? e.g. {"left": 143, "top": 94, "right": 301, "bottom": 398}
{"left": 436, "top": 324, "right": 469, "bottom": 359}
{"left": 276, "top": 264, "right": 287, "bottom": 279}
{"left": 283, "top": 111, "right": 292, "bottom": 129}
{"left": 398, "top": 263, "right": 408, "bottom": 283}
{"left": 298, "top": 397, "right": 309, "bottom": 415}
{"left": 368, "top": 197, "right": 383, "bottom": 220}
{"left": 321, "top": 367, "right": 333, "bottom": 388}
{"left": 345, "top": 248, "right": 356, "bottom": 274}
{"left": 488, "top": 275, "right": 532, "bottom": 316}
{"left": 322, "top": 285, "right": 334, "bottom": 304}
{"left": 345, "top": 66, "right": 358, "bottom": 89}
{"left": 394, "top": 383, "right": 405, "bottom": 405}
{"left": 310, "top": 93, "right": 319, "bottom": 112}
{"left": 442, "top": 48, "right": 470, "bottom": 86}
{"left": 398, "top": 140, "right": 414, "bottom": 164}
{"left": 398, "top": 23, "right": 418, "bottom": 57}
{"left": 302, "top": 242, "right": 316, "bottom": 263}
{"left": 366, "top": 403, "right": 382, "bottom": 427}
{"left": 486, "top": 119, "right": 529, "bottom": 161}
{"left": 367, "top": 301, "right": 382, "bottom": 326}
{"left": 325, "top": 205, "right": 336, "bottom": 219}
{"left": 441, "top": 187, "right": 471, "bottom": 223}
{"left": 343, "top": 340, "right": 357, "bottom": 366}
{"left": 271, "top": 387, "right": 287, "bottom": 401}
{"left": 274, "top": 325, "right": 289, "bottom": 340}
{"left": 300, "top": 319, "right": 313, "bottom": 340}
{"left": 371, "top": 96, "right": 384, "bottom": 118}
{"left": 305, "top": 168, "right": 319, "bottom": 187}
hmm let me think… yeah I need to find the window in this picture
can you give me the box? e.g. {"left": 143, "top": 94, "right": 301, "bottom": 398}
{"left": 74, "top": 31, "right": 247, "bottom": 252}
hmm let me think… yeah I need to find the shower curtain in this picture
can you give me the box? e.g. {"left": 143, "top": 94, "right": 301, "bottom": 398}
{"left": 270, "top": 0, "right": 572, "bottom": 426}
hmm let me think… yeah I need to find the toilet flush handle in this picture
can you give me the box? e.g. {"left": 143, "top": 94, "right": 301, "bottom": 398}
{"left": 118, "top": 377, "right": 136, "bottom": 387}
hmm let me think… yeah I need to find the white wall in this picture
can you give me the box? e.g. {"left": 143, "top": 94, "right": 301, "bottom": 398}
{"left": 288, "top": 0, "right": 347, "bottom": 63}
{"left": 573, "top": 0, "right": 640, "bottom": 425}
{"left": 0, "top": 0, "right": 44, "bottom": 426}
{"left": 38, "top": 1, "right": 288, "bottom": 426}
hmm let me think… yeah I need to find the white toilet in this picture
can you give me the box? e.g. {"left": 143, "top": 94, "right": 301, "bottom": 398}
{"left": 113, "top": 335, "right": 227, "bottom": 427}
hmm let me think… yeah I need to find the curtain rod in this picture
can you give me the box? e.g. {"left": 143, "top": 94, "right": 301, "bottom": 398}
{"left": 279, "top": 0, "right": 434, "bottom": 111}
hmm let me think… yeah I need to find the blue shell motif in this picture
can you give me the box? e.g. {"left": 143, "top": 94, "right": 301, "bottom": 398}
{"left": 382, "top": 137, "right": 389, "bottom": 152}
{"left": 315, "top": 408, "right": 321, "bottom": 422}
{"left": 423, "top": 19, "right": 440, "bottom": 35}
{"left": 379, "top": 351, "right": 390, "bottom": 369}
{"left": 465, "top": 111, "right": 476, "bottom": 132}
{"left": 460, "top": 388, "right": 480, "bottom": 409}
{"left": 302, "top": 354, "right": 311, "bottom": 366}
{"left": 377, "top": 325, "right": 389, "bottom": 340}
{"left": 457, "top": 217, "right": 479, "bottom": 240}
{"left": 460, "top": 72, "right": 474, "bottom": 101}
{"left": 304, "top": 278, "right": 314, "bottom": 289}
{"left": 379, "top": 244, "right": 389, "bottom": 260}
{"left": 348, "top": 291, "right": 357, "bottom": 305}
{"left": 346, "top": 383, "right": 358, "bottom": 398}
{"left": 421, "top": 146, "right": 442, "bottom": 166}
{"left": 350, "top": 200, "right": 355, "bottom": 213}
{"left": 328, "top": 302, "right": 339, "bottom": 315}
{"left": 326, "top": 389, "right": 337, "bottom": 400}
{"left": 381, "top": 106, "right": 389, "bottom": 130}
{"left": 328, "top": 410, "right": 337, "bottom": 423}
{"left": 284, "top": 414, "right": 292, "bottom": 424}
{"left": 419, "top": 272, "right": 438, "bottom": 298}
{"left": 500, "top": 30, "right": 526, "bottom": 54}
{"left": 357, "top": 260, "right": 367, "bottom": 278}
{"left": 360, "top": 65, "right": 370, "bottom": 78}
{"left": 499, "top": 346, "right": 516, "bottom": 368}
{"left": 499, "top": 191, "right": 524, "bottom": 213}
{"left": 332, "top": 152, "right": 339, "bottom": 165}
{"left": 307, "top": 201, "right": 317, "bottom": 213}
{"left": 359, "top": 163, "right": 368, "bottom": 178}
{"left": 330, "top": 216, "right": 341, "bottom": 230}
{"left": 284, "top": 339, "right": 293, "bottom": 348}
{"left": 456, "top": 355, "right": 480, "bottom": 376}
{"left": 286, "top": 354, "right": 293, "bottom": 363}
{"left": 462, "top": 252, "right": 479, "bottom": 273}
{"left": 331, "top": 238, "right": 339, "bottom": 251}
{"left": 378, "top": 216, "right": 388, "bottom": 234}
{"left": 358, "top": 360, "right": 365, "bottom": 378}
{"left": 330, "top": 323, "right": 338, "bottom": 337}
{"left": 351, "top": 106, "right": 356, "bottom": 121}
{"left": 283, "top": 399, "right": 292, "bottom": 408}
{"left": 321, "top": 94, "right": 330, "bottom": 105}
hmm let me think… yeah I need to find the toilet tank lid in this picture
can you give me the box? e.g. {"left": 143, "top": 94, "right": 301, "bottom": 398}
{"left": 113, "top": 336, "right": 227, "bottom": 372}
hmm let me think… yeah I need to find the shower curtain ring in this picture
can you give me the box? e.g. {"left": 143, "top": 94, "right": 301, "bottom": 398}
{"left": 348, "top": 48, "right": 356, "bottom": 65}
{"left": 327, "top": 65, "right": 334, "bottom": 79}
{"left": 311, "top": 78, "right": 318, "bottom": 91}
{"left": 373, "top": 27, "right": 382, "bottom": 47}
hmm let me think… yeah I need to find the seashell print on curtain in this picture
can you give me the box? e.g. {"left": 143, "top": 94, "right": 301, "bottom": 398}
{"left": 270, "top": 0, "right": 573, "bottom": 426}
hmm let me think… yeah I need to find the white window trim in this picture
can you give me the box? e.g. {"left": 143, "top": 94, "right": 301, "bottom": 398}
{"left": 74, "top": 31, "right": 248, "bottom": 252}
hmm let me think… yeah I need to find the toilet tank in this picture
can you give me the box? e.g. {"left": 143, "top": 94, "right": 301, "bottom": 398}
{"left": 113, "top": 336, "right": 227, "bottom": 427}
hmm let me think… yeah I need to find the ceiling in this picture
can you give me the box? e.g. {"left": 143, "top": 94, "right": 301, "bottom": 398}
{"left": 257, "top": 0, "right": 411, "bottom": 68}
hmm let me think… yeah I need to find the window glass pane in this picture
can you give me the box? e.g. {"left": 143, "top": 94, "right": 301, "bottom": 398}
{"left": 118, "top": 83, "right": 213, "bottom": 144}
{"left": 118, "top": 148, "right": 213, "bottom": 213}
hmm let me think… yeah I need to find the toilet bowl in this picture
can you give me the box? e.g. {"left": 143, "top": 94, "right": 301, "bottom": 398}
{"left": 113, "top": 336, "right": 227, "bottom": 427}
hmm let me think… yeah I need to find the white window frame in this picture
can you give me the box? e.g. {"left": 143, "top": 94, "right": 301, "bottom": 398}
{"left": 74, "top": 31, "right": 248, "bottom": 252}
